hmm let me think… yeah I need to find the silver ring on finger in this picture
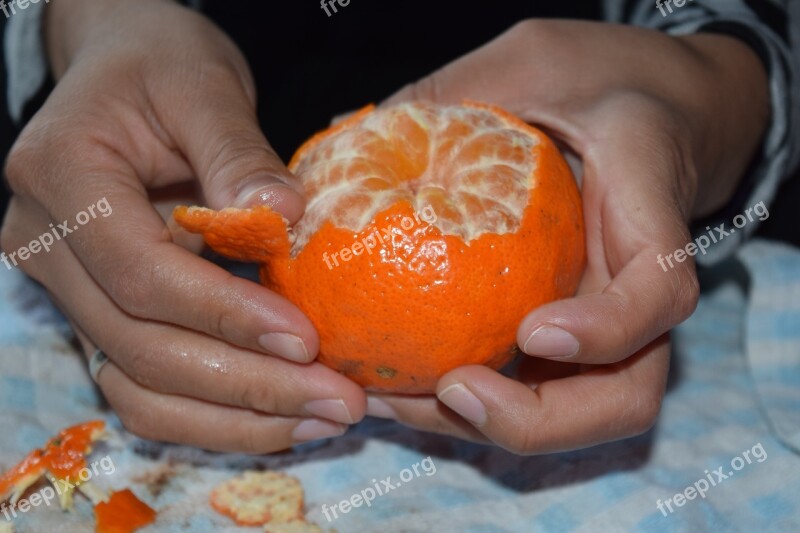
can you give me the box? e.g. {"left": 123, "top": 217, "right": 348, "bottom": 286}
{"left": 89, "top": 349, "right": 110, "bottom": 383}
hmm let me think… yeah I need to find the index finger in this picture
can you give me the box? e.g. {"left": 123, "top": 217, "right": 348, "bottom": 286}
{"left": 17, "top": 155, "right": 318, "bottom": 362}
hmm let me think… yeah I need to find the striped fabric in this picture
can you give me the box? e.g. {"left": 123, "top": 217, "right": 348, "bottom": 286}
{"left": 738, "top": 240, "right": 800, "bottom": 454}
{"left": 0, "top": 237, "right": 798, "bottom": 531}
{"left": 2, "top": 2, "right": 798, "bottom": 531}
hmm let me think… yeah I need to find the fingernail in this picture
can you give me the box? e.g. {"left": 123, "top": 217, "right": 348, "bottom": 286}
{"left": 258, "top": 333, "right": 310, "bottom": 363}
{"left": 305, "top": 399, "right": 354, "bottom": 424}
{"left": 438, "top": 384, "right": 487, "bottom": 426}
{"left": 366, "top": 397, "right": 397, "bottom": 419}
{"left": 522, "top": 325, "right": 580, "bottom": 358}
{"left": 292, "top": 419, "right": 347, "bottom": 442}
{"left": 234, "top": 177, "right": 299, "bottom": 207}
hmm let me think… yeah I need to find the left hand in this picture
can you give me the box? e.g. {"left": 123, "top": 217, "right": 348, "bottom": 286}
{"left": 366, "top": 19, "right": 769, "bottom": 453}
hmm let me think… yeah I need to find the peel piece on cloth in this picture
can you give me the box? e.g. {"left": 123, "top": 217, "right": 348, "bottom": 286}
{"left": 0, "top": 421, "right": 156, "bottom": 533}
{"left": 0, "top": 421, "right": 106, "bottom": 510}
{"left": 209, "top": 471, "right": 331, "bottom": 531}
{"left": 94, "top": 489, "right": 157, "bottom": 533}
{"left": 210, "top": 471, "right": 305, "bottom": 526}
{"left": 175, "top": 101, "right": 586, "bottom": 393}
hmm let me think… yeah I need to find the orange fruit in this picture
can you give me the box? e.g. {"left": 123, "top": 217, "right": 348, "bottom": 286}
{"left": 174, "top": 101, "right": 585, "bottom": 393}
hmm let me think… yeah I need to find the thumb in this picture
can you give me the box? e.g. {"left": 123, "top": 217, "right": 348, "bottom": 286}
{"left": 382, "top": 66, "right": 461, "bottom": 108}
{"left": 381, "top": 23, "right": 547, "bottom": 115}
{"left": 381, "top": 30, "right": 516, "bottom": 107}
{"left": 156, "top": 64, "right": 306, "bottom": 223}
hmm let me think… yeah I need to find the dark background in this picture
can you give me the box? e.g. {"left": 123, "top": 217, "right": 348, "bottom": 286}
{"left": 0, "top": 1, "right": 797, "bottom": 245}
{"left": 0, "top": 1, "right": 602, "bottom": 220}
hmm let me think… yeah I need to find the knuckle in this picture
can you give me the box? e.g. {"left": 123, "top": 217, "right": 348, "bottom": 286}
{"left": 201, "top": 275, "right": 242, "bottom": 341}
{"left": 5, "top": 135, "right": 42, "bottom": 196}
{"left": 192, "top": 60, "right": 248, "bottom": 92}
{"left": 110, "top": 271, "right": 155, "bottom": 317}
{"left": 675, "top": 271, "right": 700, "bottom": 321}
{"left": 116, "top": 406, "right": 157, "bottom": 441}
{"left": 626, "top": 390, "right": 663, "bottom": 437}
{"left": 239, "top": 425, "right": 274, "bottom": 454}
{"left": 203, "top": 134, "right": 284, "bottom": 194}
{"left": 108, "top": 256, "right": 163, "bottom": 318}
{"left": 209, "top": 129, "right": 267, "bottom": 169}
{"left": 210, "top": 305, "right": 238, "bottom": 343}
{"left": 5, "top": 119, "right": 91, "bottom": 195}
{"left": 236, "top": 378, "right": 279, "bottom": 413}
{"left": 116, "top": 346, "right": 159, "bottom": 389}
{"left": 500, "top": 410, "right": 543, "bottom": 455}
{"left": 607, "top": 292, "right": 638, "bottom": 355}
{"left": 503, "top": 423, "right": 539, "bottom": 455}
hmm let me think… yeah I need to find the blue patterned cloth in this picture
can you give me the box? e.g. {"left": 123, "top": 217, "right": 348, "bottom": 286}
{"left": 0, "top": 238, "right": 798, "bottom": 532}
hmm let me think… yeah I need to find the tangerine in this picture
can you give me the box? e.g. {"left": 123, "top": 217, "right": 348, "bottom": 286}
{"left": 175, "top": 101, "right": 585, "bottom": 393}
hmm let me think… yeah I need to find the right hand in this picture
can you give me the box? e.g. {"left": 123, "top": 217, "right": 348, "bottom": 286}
{"left": 0, "top": 0, "right": 366, "bottom": 452}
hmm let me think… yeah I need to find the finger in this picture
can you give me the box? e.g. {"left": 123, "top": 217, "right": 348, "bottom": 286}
{"left": 5, "top": 166, "right": 320, "bottom": 362}
{"left": 365, "top": 395, "right": 488, "bottom": 444}
{"left": 518, "top": 254, "right": 697, "bottom": 364}
{"left": 365, "top": 359, "right": 581, "bottom": 441}
{"left": 519, "top": 106, "right": 700, "bottom": 364}
{"left": 32, "top": 232, "right": 365, "bottom": 423}
{"left": 381, "top": 21, "right": 541, "bottom": 111}
{"left": 3, "top": 77, "right": 320, "bottom": 362}
{"left": 96, "top": 360, "right": 347, "bottom": 453}
{"left": 435, "top": 336, "right": 670, "bottom": 455}
{"left": 147, "top": 58, "right": 307, "bottom": 221}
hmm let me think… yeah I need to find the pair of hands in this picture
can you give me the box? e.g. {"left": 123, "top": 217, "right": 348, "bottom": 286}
{"left": 1, "top": 0, "right": 768, "bottom": 454}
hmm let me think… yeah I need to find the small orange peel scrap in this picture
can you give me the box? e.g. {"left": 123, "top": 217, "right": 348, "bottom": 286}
{"left": 94, "top": 489, "right": 157, "bottom": 533}
{"left": 0, "top": 421, "right": 156, "bottom": 533}
{"left": 0, "top": 420, "right": 106, "bottom": 510}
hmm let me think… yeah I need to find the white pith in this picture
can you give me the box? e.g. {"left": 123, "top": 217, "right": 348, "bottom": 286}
{"left": 289, "top": 102, "right": 539, "bottom": 254}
